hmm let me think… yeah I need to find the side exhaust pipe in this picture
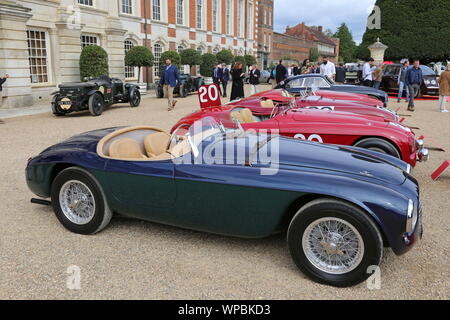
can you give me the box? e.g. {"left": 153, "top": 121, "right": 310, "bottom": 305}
{"left": 31, "top": 198, "right": 51, "bottom": 206}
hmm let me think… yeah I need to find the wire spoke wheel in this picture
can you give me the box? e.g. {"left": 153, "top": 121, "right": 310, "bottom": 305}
{"left": 302, "top": 217, "right": 365, "bottom": 274}
{"left": 59, "top": 180, "right": 96, "bottom": 225}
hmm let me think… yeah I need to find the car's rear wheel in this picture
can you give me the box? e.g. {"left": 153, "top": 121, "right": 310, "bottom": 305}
{"left": 51, "top": 95, "right": 65, "bottom": 116}
{"left": 51, "top": 167, "right": 112, "bottom": 235}
{"left": 88, "top": 93, "right": 104, "bottom": 116}
{"left": 287, "top": 198, "right": 383, "bottom": 287}
{"left": 129, "top": 88, "right": 141, "bottom": 107}
{"left": 354, "top": 138, "right": 401, "bottom": 159}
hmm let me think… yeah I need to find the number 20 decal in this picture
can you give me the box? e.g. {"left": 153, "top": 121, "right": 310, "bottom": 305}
{"left": 294, "top": 134, "right": 324, "bottom": 143}
{"left": 199, "top": 85, "right": 219, "bottom": 103}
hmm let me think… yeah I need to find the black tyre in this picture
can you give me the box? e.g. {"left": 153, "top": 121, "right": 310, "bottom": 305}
{"left": 88, "top": 93, "right": 104, "bottom": 116}
{"left": 287, "top": 198, "right": 383, "bottom": 287}
{"left": 129, "top": 88, "right": 141, "bottom": 107}
{"left": 51, "top": 95, "right": 65, "bottom": 116}
{"left": 354, "top": 137, "right": 401, "bottom": 158}
{"left": 51, "top": 167, "right": 112, "bottom": 235}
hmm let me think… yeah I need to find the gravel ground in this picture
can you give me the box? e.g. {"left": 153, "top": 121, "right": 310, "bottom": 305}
{"left": 0, "top": 85, "right": 449, "bottom": 299}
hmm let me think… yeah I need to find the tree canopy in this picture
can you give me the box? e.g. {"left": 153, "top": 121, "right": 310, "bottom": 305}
{"left": 80, "top": 45, "right": 109, "bottom": 80}
{"left": 200, "top": 53, "right": 217, "bottom": 77}
{"left": 180, "top": 49, "right": 202, "bottom": 67}
{"left": 216, "top": 49, "right": 234, "bottom": 65}
{"left": 358, "top": 0, "right": 450, "bottom": 62}
{"left": 334, "top": 23, "right": 356, "bottom": 63}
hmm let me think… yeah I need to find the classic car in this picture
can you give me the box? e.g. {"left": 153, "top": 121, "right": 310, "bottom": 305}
{"left": 381, "top": 64, "right": 440, "bottom": 97}
{"left": 276, "top": 74, "right": 390, "bottom": 107}
{"left": 156, "top": 74, "right": 205, "bottom": 98}
{"left": 51, "top": 76, "right": 141, "bottom": 117}
{"left": 227, "top": 89, "right": 399, "bottom": 122}
{"left": 171, "top": 100, "right": 428, "bottom": 167}
{"left": 26, "top": 117, "right": 423, "bottom": 287}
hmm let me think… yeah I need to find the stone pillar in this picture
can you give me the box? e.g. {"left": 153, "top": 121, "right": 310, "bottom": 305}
{"left": 0, "top": 0, "right": 33, "bottom": 108}
{"left": 55, "top": 5, "right": 84, "bottom": 83}
{"left": 104, "top": 17, "right": 126, "bottom": 79}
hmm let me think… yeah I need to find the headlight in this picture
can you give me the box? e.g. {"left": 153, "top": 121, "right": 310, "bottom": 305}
{"left": 416, "top": 139, "right": 424, "bottom": 150}
{"left": 424, "top": 79, "right": 431, "bottom": 85}
{"left": 406, "top": 199, "right": 418, "bottom": 234}
{"left": 406, "top": 164, "right": 412, "bottom": 174}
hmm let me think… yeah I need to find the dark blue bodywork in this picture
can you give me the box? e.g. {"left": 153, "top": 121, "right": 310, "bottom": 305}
{"left": 26, "top": 127, "right": 422, "bottom": 255}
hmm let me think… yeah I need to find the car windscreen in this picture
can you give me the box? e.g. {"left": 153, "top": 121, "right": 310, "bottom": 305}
{"left": 420, "top": 66, "right": 436, "bottom": 76}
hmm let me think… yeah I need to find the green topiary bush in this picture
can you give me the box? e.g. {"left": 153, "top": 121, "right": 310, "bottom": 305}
{"left": 244, "top": 54, "right": 257, "bottom": 67}
{"left": 125, "top": 46, "right": 154, "bottom": 82}
{"left": 200, "top": 53, "right": 218, "bottom": 77}
{"left": 159, "top": 51, "right": 181, "bottom": 74}
{"left": 79, "top": 45, "right": 109, "bottom": 80}
{"left": 216, "top": 49, "right": 234, "bottom": 65}
{"left": 180, "top": 49, "right": 202, "bottom": 75}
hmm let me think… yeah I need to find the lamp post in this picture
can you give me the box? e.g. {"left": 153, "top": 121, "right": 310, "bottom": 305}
{"left": 368, "top": 38, "right": 388, "bottom": 64}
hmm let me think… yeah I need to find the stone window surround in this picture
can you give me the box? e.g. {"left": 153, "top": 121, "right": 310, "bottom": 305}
{"left": 26, "top": 27, "right": 53, "bottom": 88}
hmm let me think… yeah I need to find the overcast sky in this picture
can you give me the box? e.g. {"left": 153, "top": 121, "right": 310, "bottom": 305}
{"left": 274, "top": 0, "right": 377, "bottom": 44}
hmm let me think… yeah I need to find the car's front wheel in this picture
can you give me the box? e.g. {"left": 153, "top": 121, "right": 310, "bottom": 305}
{"left": 88, "top": 93, "right": 105, "bottom": 116}
{"left": 287, "top": 198, "right": 383, "bottom": 287}
{"left": 51, "top": 167, "right": 112, "bottom": 235}
{"left": 354, "top": 138, "right": 401, "bottom": 159}
{"left": 51, "top": 95, "right": 65, "bottom": 116}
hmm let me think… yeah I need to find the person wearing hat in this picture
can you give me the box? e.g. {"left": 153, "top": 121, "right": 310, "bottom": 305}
{"left": 438, "top": 64, "right": 450, "bottom": 112}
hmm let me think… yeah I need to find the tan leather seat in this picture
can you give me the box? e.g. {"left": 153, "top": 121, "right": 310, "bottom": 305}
{"left": 144, "top": 132, "right": 171, "bottom": 157}
{"left": 109, "top": 138, "right": 147, "bottom": 159}
{"left": 240, "top": 108, "right": 255, "bottom": 123}
{"left": 231, "top": 111, "right": 244, "bottom": 123}
{"left": 260, "top": 99, "right": 275, "bottom": 108}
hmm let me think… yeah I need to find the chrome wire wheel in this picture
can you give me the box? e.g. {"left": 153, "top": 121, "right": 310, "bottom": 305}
{"left": 302, "top": 217, "right": 365, "bottom": 275}
{"left": 59, "top": 180, "right": 96, "bottom": 225}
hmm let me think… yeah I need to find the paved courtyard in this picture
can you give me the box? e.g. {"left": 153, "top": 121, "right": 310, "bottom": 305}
{"left": 0, "top": 85, "right": 448, "bottom": 299}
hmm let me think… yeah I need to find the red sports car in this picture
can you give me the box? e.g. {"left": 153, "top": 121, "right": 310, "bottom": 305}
{"left": 226, "top": 89, "right": 399, "bottom": 122}
{"left": 172, "top": 102, "right": 428, "bottom": 167}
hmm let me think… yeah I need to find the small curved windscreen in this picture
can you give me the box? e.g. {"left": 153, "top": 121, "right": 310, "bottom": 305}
{"left": 420, "top": 65, "right": 436, "bottom": 76}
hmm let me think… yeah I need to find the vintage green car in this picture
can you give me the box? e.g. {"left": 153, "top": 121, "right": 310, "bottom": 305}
{"left": 51, "top": 76, "right": 141, "bottom": 116}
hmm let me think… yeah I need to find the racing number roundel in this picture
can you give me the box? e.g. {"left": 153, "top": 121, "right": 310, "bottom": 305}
{"left": 294, "top": 134, "right": 324, "bottom": 143}
{"left": 198, "top": 84, "right": 222, "bottom": 109}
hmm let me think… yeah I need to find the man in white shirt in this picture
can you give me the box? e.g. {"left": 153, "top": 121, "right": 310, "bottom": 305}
{"left": 362, "top": 58, "right": 375, "bottom": 86}
{"left": 319, "top": 56, "right": 336, "bottom": 80}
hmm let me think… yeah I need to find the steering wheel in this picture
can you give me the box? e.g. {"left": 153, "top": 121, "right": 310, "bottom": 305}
{"left": 167, "top": 123, "right": 191, "bottom": 151}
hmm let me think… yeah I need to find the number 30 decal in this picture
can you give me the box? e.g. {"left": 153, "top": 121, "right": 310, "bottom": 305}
{"left": 294, "top": 134, "right": 324, "bottom": 143}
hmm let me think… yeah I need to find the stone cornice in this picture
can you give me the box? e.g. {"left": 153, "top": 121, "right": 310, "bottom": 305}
{"left": 0, "top": 0, "right": 33, "bottom": 22}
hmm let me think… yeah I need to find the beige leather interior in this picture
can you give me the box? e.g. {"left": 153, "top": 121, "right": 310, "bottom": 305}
{"left": 240, "top": 108, "right": 255, "bottom": 123}
{"left": 260, "top": 99, "right": 275, "bottom": 108}
{"left": 231, "top": 111, "right": 244, "bottom": 123}
{"left": 109, "top": 138, "right": 147, "bottom": 159}
{"left": 144, "top": 132, "right": 171, "bottom": 157}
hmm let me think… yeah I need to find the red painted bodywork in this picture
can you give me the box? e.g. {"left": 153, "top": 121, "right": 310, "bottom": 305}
{"left": 172, "top": 105, "right": 419, "bottom": 167}
{"left": 251, "top": 89, "right": 384, "bottom": 106}
{"left": 225, "top": 89, "right": 398, "bottom": 122}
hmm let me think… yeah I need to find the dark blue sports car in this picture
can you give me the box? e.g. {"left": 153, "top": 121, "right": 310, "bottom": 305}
{"left": 26, "top": 118, "right": 422, "bottom": 287}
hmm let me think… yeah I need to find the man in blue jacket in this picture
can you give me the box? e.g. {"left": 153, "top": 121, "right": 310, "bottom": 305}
{"left": 160, "top": 58, "right": 180, "bottom": 111}
{"left": 221, "top": 64, "right": 230, "bottom": 98}
{"left": 405, "top": 59, "right": 423, "bottom": 111}
{"left": 212, "top": 64, "right": 223, "bottom": 96}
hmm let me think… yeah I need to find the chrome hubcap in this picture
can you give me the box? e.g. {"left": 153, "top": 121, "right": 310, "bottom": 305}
{"left": 59, "top": 180, "right": 96, "bottom": 225}
{"left": 302, "top": 217, "right": 364, "bottom": 274}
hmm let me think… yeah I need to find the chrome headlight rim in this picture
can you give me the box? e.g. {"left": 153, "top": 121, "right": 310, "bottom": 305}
{"left": 406, "top": 199, "right": 418, "bottom": 234}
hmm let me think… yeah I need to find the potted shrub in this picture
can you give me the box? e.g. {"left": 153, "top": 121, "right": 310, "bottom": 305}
{"left": 79, "top": 45, "right": 109, "bottom": 81}
{"left": 180, "top": 49, "right": 202, "bottom": 75}
{"left": 216, "top": 49, "right": 234, "bottom": 66}
{"left": 200, "top": 53, "right": 218, "bottom": 84}
{"left": 125, "top": 46, "right": 154, "bottom": 93}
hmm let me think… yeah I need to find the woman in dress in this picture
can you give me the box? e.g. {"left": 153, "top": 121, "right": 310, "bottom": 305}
{"left": 230, "top": 62, "right": 245, "bottom": 101}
